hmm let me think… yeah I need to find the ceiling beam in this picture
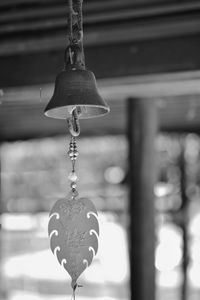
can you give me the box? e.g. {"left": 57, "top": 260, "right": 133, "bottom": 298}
{"left": 1, "top": 33, "right": 200, "bottom": 88}
{"left": 1, "top": 11, "right": 200, "bottom": 56}
{"left": 1, "top": 0, "right": 200, "bottom": 57}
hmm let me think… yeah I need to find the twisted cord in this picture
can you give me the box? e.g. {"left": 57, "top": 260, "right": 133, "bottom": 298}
{"left": 74, "top": 0, "right": 85, "bottom": 65}
{"left": 71, "top": 283, "right": 83, "bottom": 300}
{"left": 66, "top": 0, "right": 85, "bottom": 67}
{"left": 67, "top": 0, "right": 73, "bottom": 42}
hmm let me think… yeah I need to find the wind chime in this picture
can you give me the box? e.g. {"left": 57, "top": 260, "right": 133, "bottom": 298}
{"left": 44, "top": 0, "right": 110, "bottom": 297}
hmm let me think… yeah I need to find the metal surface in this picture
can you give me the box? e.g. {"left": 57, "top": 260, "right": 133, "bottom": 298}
{"left": 44, "top": 67, "right": 110, "bottom": 119}
{"left": 48, "top": 196, "right": 99, "bottom": 288}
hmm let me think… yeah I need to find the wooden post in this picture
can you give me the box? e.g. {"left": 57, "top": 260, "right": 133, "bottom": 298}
{"left": 179, "top": 137, "right": 189, "bottom": 300}
{"left": 0, "top": 145, "right": 4, "bottom": 299}
{"left": 127, "top": 98, "right": 157, "bottom": 300}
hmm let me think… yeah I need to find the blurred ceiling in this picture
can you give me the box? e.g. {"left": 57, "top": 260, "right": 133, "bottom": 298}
{"left": 1, "top": 0, "right": 200, "bottom": 140}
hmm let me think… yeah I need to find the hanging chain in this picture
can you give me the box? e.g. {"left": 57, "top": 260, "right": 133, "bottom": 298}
{"left": 66, "top": 0, "right": 85, "bottom": 67}
{"left": 66, "top": 0, "right": 83, "bottom": 198}
{"left": 67, "top": 108, "right": 80, "bottom": 199}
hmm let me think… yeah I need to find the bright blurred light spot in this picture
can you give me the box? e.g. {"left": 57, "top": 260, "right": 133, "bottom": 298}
{"left": 2, "top": 213, "right": 37, "bottom": 231}
{"left": 190, "top": 240, "right": 200, "bottom": 263}
{"left": 156, "top": 224, "right": 182, "bottom": 271}
{"left": 155, "top": 244, "right": 182, "bottom": 271}
{"left": 9, "top": 292, "right": 123, "bottom": 300}
{"left": 84, "top": 261, "right": 105, "bottom": 284}
{"left": 3, "top": 250, "right": 68, "bottom": 281}
{"left": 98, "top": 219, "right": 129, "bottom": 283}
{"left": 157, "top": 223, "right": 182, "bottom": 244}
{"left": 104, "top": 166, "right": 125, "bottom": 184}
{"left": 154, "top": 182, "right": 173, "bottom": 198}
{"left": 34, "top": 212, "right": 49, "bottom": 237}
{"left": 188, "top": 263, "right": 200, "bottom": 288}
{"left": 156, "top": 269, "right": 181, "bottom": 288}
{"left": 9, "top": 292, "right": 44, "bottom": 300}
{"left": 189, "top": 212, "right": 200, "bottom": 237}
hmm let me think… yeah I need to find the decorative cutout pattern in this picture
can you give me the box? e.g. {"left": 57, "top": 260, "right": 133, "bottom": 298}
{"left": 48, "top": 197, "right": 99, "bottom": 288}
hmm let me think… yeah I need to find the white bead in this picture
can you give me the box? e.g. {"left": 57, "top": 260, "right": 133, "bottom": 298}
{"left": 68, "top": 171, "right": 78, "bottom": 182}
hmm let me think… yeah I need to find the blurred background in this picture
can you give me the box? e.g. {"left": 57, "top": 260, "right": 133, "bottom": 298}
{"left": 1, "top": 1, "right": 200, "bottom": 300}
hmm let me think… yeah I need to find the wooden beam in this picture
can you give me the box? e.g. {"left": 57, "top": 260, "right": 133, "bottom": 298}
{"left": 179, "top": 140, "right": 189, "bottom": 300}
{"left": 1, "top": 0, "right": 200, "bottom": 56}
{"left": 1, "top": 34, "right": 200, "bottom": 87}
{"left": 1, "top": 13, "right": 200, "bottom": 56}
{"left": 1, "top": 0, "right": 200, "bottom": 21}
{"left": 1, "top": 1, "right": 200, "bottom": 31}
{"left": 128, "top": 98, "right": 157, "bottom": 300}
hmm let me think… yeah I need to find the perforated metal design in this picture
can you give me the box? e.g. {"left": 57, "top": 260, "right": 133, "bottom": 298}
{"left": 48, "top": 197, "right": 99, "bottom": 288}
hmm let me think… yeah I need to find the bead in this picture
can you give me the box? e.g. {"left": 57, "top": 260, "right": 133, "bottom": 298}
{"left": 68, "top": 189, "right": 79, "bottom": 199}
{"left": 71, "top": 182, "right": 77, "bottom": 189}
{"left": 68, "top": 171, "right": 78, "bottom": 182}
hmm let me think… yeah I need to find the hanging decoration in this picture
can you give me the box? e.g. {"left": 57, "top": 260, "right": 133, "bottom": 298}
{"left": 44, "top": 0, "right": 110, "bottom": 297}
{"left": 48, "top": 115, "right": 99, "bottom": 289}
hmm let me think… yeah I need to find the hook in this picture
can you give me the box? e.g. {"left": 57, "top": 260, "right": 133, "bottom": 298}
{"left": 67, "top": 107, "right": 80, "bottom": 137}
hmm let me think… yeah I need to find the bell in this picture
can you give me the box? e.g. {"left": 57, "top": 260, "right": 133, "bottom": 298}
{"left": 44, "top": 68, "right": 110, "bottom": 119}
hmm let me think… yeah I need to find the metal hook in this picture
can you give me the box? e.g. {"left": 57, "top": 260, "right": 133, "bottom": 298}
{"left": 67, "top": 107, "right": 81, "bottom": 137}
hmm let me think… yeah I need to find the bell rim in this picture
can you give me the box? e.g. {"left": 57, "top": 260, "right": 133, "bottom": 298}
{"left": 44, "top": 103, "right": 110, "bottom": 119}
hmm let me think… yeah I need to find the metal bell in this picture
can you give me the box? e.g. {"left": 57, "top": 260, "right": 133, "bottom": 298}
{"left": 44, "top": 67, "right": 110, "bottom": 119}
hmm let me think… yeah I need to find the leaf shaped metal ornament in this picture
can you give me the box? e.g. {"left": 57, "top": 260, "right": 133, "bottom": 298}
{"left": 48, "top": 197, "right": 99, "bottom": 288}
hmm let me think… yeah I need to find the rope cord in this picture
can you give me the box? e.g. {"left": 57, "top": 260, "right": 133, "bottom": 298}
{"left": 66, "top": 0, "right": 85, "bottom": 67}
{"left": 67, "top": 0, "right": 73, "bottom": 42}
{"left": 71, "top": 283, "right": 83, "bottom": 300}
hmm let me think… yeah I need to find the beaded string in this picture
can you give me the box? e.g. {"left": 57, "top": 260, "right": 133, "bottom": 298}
{"left": 67, "top": 108, "right": 82, "bottom": 298}
{"left": 67, "top": 108, "right": 80, "bottom": 199}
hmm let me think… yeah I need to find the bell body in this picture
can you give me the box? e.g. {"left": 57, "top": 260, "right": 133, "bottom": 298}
{"left": 44, "top": 68, "right": 110, "bottom": 119}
